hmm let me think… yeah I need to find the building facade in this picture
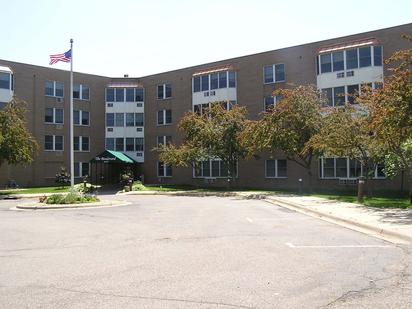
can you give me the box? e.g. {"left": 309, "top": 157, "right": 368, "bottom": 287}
{"left": 0, "top": 23, "right": 411, "bottom": 191}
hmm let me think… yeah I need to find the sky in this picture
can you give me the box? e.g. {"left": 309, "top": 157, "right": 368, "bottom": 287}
{"left": 1, "top": 0, "right": 411, "bottom": 77}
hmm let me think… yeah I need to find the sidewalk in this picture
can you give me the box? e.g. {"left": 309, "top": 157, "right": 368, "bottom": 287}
{"left": 265, "top": 195, "right": 412, "bottom": 244}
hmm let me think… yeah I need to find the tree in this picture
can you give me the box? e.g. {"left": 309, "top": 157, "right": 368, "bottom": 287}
{"left": 309, "top": 103, "right": 383, "bottom": 198}
{"left": 359, "top": 35, "right": 412, "bottom": 202}
{"left": 240, "top": 85, "right": 325, "bottom": 191}
{"left": 0, "top": 97, "right": 38, "bottom": 169}
{"left": 158, "top": 103, "right": 249, "bottom": 186}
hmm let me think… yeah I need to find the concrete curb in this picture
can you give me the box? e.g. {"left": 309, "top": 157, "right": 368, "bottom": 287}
{"left": 119, "top": 191, "right": 239, "bottom": 197}
{"left": 266, "top": 196, "right": 412, "bottom": 245}
{"left": 16, "top": 200, "right": 130, "bottom": 210}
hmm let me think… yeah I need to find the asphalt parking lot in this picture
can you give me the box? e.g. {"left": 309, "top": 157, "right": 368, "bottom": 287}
{"left": 0, "top": 195, "right": 411, "bottom": 308}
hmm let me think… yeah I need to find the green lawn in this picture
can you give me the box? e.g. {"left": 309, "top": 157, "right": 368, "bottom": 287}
{"left": 313, "top": 193, "right": 412, "bottom": 209}
{"left": 0, "top": 186, "right": 70, "bottom": 195}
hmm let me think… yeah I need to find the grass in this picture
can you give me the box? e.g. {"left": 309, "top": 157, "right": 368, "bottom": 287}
{"left": 0, "top": 186, "right": 70, "bottom": 195}
{"left": 313, "top": 193, "right": 412, "bottom": 209}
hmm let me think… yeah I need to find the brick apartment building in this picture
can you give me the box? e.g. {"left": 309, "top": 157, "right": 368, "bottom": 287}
{"left": 0, "top": 23, "right": 411, "bottom": 191}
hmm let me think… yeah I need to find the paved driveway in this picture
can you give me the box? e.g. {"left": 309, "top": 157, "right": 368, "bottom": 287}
{"left": 0, "top": 195, "right": 411, "bottom": 308}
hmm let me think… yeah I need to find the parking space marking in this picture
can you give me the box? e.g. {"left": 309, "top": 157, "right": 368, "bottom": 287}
{"left": 285, "top": 242, "right": 393, "bottom": 249}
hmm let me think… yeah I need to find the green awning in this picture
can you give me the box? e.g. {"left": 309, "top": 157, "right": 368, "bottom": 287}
{"left": 90, "top": 150, "right": 136, "bottom": 164}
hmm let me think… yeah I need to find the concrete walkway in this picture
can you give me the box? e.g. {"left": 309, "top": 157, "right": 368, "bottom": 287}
{"left": 265, "top": 195, "right": 412, "bottom": 244}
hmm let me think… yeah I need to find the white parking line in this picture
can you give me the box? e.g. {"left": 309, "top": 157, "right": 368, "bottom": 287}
{"left": 246, "top": 217, "right": 253, "bottom": 223}
{"left": 285, "top": 242, "right": 393, "bottom": 249}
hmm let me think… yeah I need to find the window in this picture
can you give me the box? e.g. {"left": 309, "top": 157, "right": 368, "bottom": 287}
{"left": 73, "top": 84, "right": 89, "bottom": 100}
{"left": 201, "top": 75, "right": 209, "bottom": 91}
{"left": 373, "top": 46, "right": 382, "bottom": 66}
{"left": 193, "top": 71, "right": 234, "bottom": 93}
{"left": 44, "top": 135, "right": 63, "bottom": 151}
{"left": 74, "top": 162, "right": 89, "bottom": 178}
{"left": 375, "top": 163, "right": 386, "bottom": 178}
{"left": 44, "top": 108, "right": 64, "bottom": 124}
{"left": 115, "top": 138, "right": 124, "bottom": 151}
{"left": 135, "top": 113, "right": 144, "bottom": 126}
{"left": 359, "top": 47, "right": 371, "bottom": 68}
{"left": 126, "top": 113, "right": 135, "bottom": 126}
{"left": 264, "top": 64, "right": 285, "bottom": 83}
{"left": 135, "top": 88, "right": 144, "bottom": 101}
{"left": 45, "top": 81, "right": 64, "bottom": 97}
{"left": 106, "top": 88, "right": 115, "bottom": 102}
{"left": 207, "top": 73, "right": 217, "bottom": 90}
{"left": 125, "top": 138, "right": 134, "bottom": 151}
{"left": 322, "top": 88, "right": 333, "bottom": 106}
{"left": 115, "top": 113, "right": 124, "bottom": 127}
{"left": 74, "top": 136, "right": 89, "bottom": 152}
{"left": 265, "top": 159, "right": 287, "bottom": 178}
{"left": 81, "top": 111, "right": 89, "bottom": 125}
{"left": 157, "top": 135, "right": 172, "bottom": 146}
{"left": 333, "top": 86, "right": 345, "bottom": 106}
{"left": 126, "top": 88, "right": 134, "bottom": 102}
{"left": 115, "top": 88, "right": 124, "bottom": 102}
{"left": 347, "top": 84, "right": 359, "bottom": 104}
{"left": 193, "top": 76, "right": 201, "bottom": 92}
{"left": 157, "top": 83, "right": 172, "bottom": 99}
{"left": 320, "top": 158, "right": 370, "bottom": 179}
{"left": 219, "top": 72, "right": 227, "bottom": 88}
{"left": 194, "top": 159, "right": 236, "bottom": 178}
{"left": 228, "top": 71, "right": 236, "bottom": 87}
{"left": 332, "top": 52, "right": 344, "bottom": 71}
{"left": 320, "top": 54, "right": 332, "bottom": 73}
{"left": 264, "top": 65, "right": 273, "bottom": 83}
{"left": 106, "top": 113, "right": 114, "bottom": 127}
{"left": 346, "top": 49, "right": 358, "bottom": 70}
{"left": 158, "top": 162, "right": 172, "bottom": 177}
{"left": 0, "top": 72, "right": 11, "bottom": 89}
{"left": 74, "top": 110, "right": 89, "bottom": 125}
{"left": 105, "top": 138, "right": 114, "bottom": 150}
{"left": 264, "top": 96, "right": 275, "bottom": 111}
{"left": 157, "top": 109, "right": 172, "bottom": 125}
{"left": 135, "top": 138, "right": 144, "bottom": 151}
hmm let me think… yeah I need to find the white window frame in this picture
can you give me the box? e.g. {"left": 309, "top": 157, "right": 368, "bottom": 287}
{"left": 74, "top": 110, "right": 90, "bottom": 126}
{"left": 263, "top": 63, "right": 285, "bottom": 84}
{"left": 74, "top": 162, "right": 90, "bottom": 178}
{"left": 265, "top": 159, "right": 288, "bottom": 178}
{"left": 44, "top": 135, "right": 64, "bottom": 152}
{"left": 45, "top": 80, "right": 64, "bottom": 98}
{"left": 74, "top": 136, "right": 90, "bottom": 152}
{"left": 157, "top": 135, "right": 172, "bottom": 146}
{"left": 45, "top": 108, "right": 64, "bottom": 124}
{"left": 157, "top": 109, "right": 172, "bottom": 125}
{"left": 157, "top": 83, "right": 172, "bottom": 100}
{"left": 157, "top": 162, "right": 172, "bottom": 177}
{"left": 192, "top": 159, "right": 238, "bottom": 179}
{"left": 73, "top": 84, "right": 90, "bottom": 101}
{"left": 319, "top": 157, "right": 386, "bottom": 179}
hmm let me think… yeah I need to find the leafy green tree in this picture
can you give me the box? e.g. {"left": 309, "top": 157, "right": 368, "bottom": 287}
{"left": 360, "top": 35, "right": 412, "bottom": 202}
{"left": 0, "top": 97, "right": 38, "bottom": 169}
{"left": 158, "top": 103, "right": 249, "bottom": 186}
{"left": 240, "top": 85, "right": 325, "bottom": 191}
{"left": 309, "top": 103, "right": 383, "bottom": 196}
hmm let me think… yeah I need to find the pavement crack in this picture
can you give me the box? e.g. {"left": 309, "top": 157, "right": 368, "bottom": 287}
{"left": 48, "top": 286, "right": 255, "bottom": 308}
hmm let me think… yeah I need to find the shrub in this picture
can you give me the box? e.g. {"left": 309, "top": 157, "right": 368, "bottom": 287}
{"left": 45, "top": 191, "right": 99, "bottom": 205}
{"left": 46, "top": 194, "right": 65, "bottom": 204}
{"left": 55, "top": 167, "right": 70, "bottom": 187}
{"left": 132, "top": 180, "right": 147, "bottom": 191}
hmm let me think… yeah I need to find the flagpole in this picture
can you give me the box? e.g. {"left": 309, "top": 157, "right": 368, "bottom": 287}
{"left": 69, "top": 38, "right": 74, "bottom": 190}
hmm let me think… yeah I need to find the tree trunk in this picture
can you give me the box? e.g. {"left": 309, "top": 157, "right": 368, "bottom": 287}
{"left": 409, "top": 176, "right": 412, "bottom": 204}
{"left": 306, "top": 168, "right": 313, "bottom": 194}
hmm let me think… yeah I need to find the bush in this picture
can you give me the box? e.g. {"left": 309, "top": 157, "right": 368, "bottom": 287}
{"left": 45, "top": 191, "right": 99, "bottom": 204}
{"left": 74, "top": 182, "right": 98, "bottom": 194}
{"left": 132, "top": 180, "right": 147, "bottom": 191}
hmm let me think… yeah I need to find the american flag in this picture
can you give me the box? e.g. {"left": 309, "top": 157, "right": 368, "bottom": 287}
{"left": 49, "top": 49, "right": 72, "bottom": 65}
